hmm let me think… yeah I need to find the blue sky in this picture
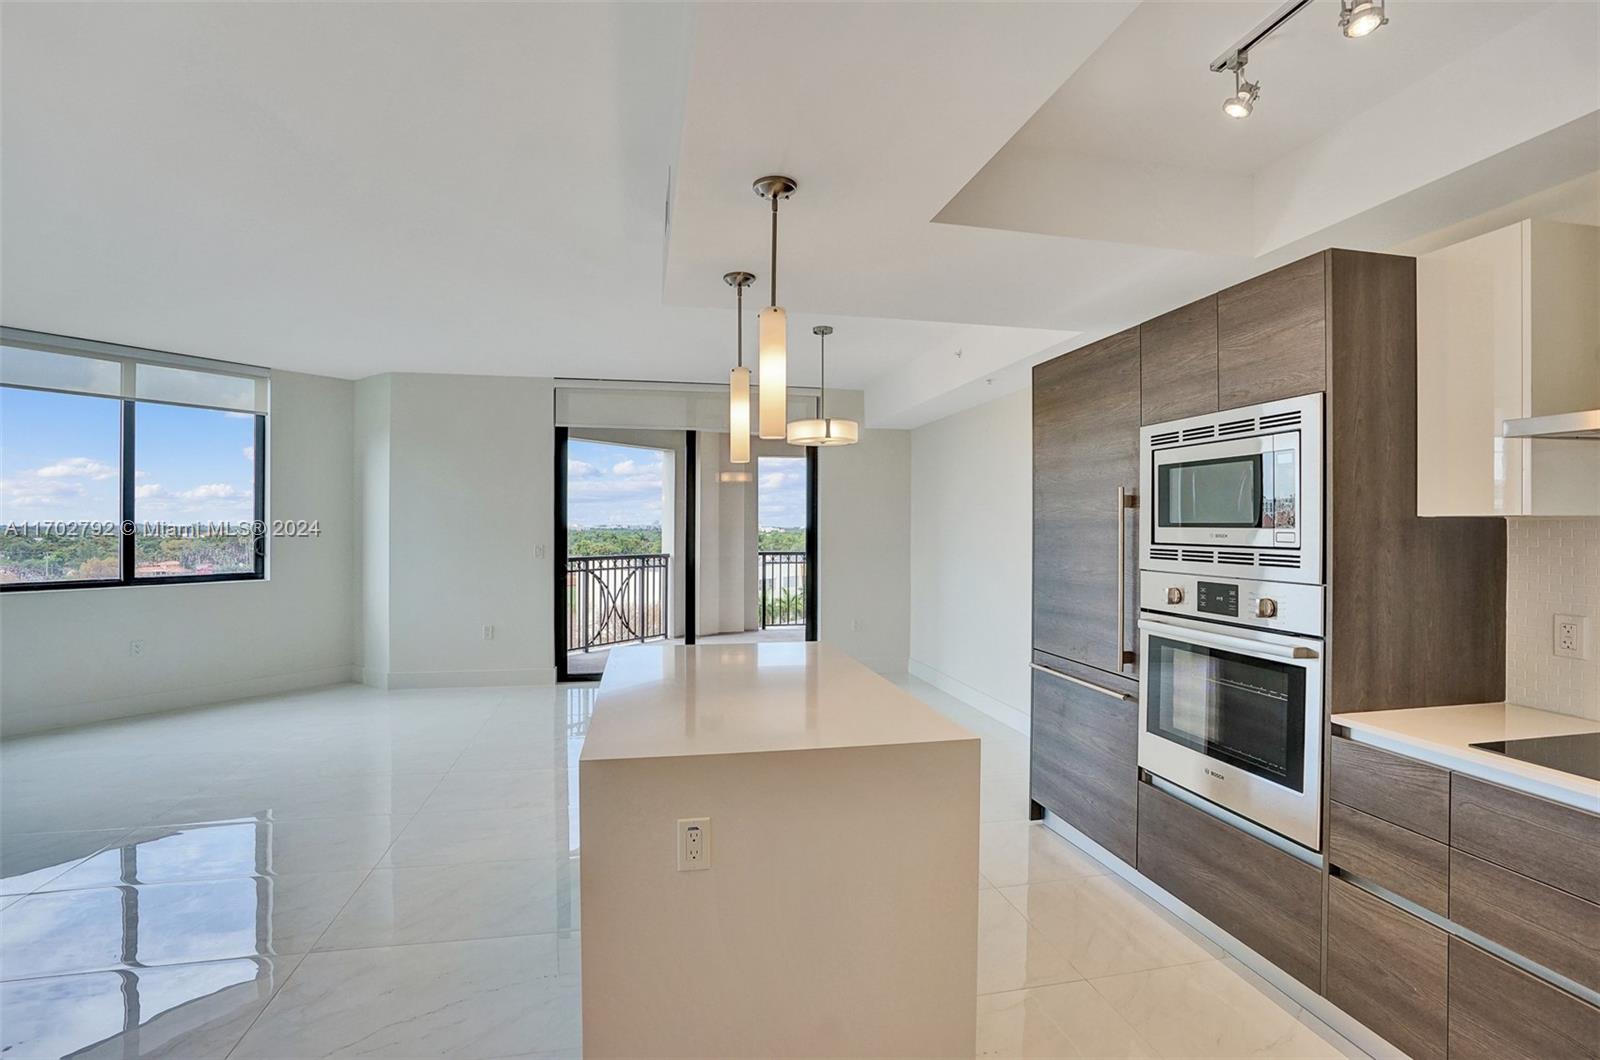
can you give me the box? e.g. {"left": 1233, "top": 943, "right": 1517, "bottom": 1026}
{"left": 0, "top": 388, "right": 256, "bottom": 523}
{"left": 566, "top": 439, "right": 807, "bottom": 529}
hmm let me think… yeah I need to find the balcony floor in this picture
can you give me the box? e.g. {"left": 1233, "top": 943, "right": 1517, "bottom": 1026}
{"left": 566, "top": 626, "right": 805, "bottom": 677}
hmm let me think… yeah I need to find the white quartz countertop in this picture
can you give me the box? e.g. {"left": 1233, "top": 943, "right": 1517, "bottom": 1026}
{"left": 580, "top": 642, "right": 978, "bottom": 763}
{"left": 1333, "top": 702, "right": 1600, "bottom": 813}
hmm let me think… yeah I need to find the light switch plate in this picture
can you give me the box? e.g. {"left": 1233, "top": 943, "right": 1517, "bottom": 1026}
{"left": 1554, "top": 614, "right": 1587, "bottom": 659}
{"left": 677, "top": 817, "right": 710, "bottom": 871}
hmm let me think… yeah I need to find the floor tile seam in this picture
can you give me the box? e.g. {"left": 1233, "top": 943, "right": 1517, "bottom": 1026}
{"left": 3, "top": 825, "right": 137, "bottom": 901}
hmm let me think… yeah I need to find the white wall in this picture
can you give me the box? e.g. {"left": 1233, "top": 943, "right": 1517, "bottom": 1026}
{"left": 1507, "top": 517, "right": 1600, "bottom": 721}
{"left": 817, "top": 427, "right": 912, "bottom": 674}
{"left": 907, "top": 388, "right": 1032, "bottom": 733}
{"left": 0, "top": 370, "right": 358, "bottom": 736}
{"left": 359, "top": 373, "right": 557, "bottom": 688}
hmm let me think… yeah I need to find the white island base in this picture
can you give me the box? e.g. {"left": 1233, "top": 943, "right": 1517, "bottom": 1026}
{"left": 579, "top": 643, "right": 980, "bottom": 1058}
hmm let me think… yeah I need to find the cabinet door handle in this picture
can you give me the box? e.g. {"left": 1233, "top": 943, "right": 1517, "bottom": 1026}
{"left": 1117, "top": 486, "right": 1138, "bottom": 671}
{"left": 1030, "top": 662, "right": 1134, "bottom": 702}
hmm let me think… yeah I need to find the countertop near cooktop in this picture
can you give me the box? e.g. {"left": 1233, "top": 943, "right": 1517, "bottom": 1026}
{"left": 1333, "top": 702, "right": 1600, "bottom": 814}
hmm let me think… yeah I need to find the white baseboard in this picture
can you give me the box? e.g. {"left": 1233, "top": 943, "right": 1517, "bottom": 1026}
{"left": 378, "top": 666, "right": 557, "bottom": 691}
{"left": 907, "top": 659, "right": 1030, "bottom": 735}
{"left": 0, "top": 663, "right": 359, "bottom": 739}
{"left": 1039, "top": 812, "right": 1399, "bottom": 1060}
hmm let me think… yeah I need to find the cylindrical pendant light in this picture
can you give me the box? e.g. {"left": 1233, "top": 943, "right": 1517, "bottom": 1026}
{"left": 787, "top": 325, "right": 859, "bottom": 447}
{"left": 723, "top": 271, "right": 755, "bottom": 465}
{"left": 753, "top": 175, "right": 797, "bottom": 439}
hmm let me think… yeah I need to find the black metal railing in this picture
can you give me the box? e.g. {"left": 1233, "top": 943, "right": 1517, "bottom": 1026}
{"left": 567, "top": 554, "right": 669, "bottom": 653}
{"left": 759, "top": 551, "right": 807, "bottom": 628}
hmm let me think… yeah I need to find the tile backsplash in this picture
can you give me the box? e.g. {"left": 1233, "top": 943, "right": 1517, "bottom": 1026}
{"left": 1506, "top": 518, "right": 1600, "bottom": 720}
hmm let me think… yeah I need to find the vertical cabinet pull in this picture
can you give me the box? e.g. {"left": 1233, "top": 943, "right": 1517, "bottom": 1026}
{"left": 1117, "top": 486, "right": 1138, "bottom": 671}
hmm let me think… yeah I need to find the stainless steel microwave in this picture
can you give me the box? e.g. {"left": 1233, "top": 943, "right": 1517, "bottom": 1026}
{"left": 1139, "top": 393, "right": 1323, "bottom": 585}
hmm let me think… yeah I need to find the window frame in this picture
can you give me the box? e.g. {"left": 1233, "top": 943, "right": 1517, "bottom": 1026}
{"left": 1, "top": 329, "right": 268, "bottom": 592}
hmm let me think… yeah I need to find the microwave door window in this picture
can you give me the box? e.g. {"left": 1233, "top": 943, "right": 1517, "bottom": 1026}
{"left": 1147, "top": 637, "right": 1306, "bottom": 792}
{"left": 1158, "top": 456, "right": 1264, "bottom": 528}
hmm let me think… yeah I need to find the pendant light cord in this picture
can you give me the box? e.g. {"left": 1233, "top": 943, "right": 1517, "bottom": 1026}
{"left": 819, "top": 330, "right": 826, "bottom": 420}
{"left": 736, "top": 283, "right": 743, "bottom": 368}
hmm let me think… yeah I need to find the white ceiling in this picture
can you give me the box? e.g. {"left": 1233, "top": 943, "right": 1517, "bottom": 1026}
{"left": 3, "top": 1, "right": 1595, "bottom": 427}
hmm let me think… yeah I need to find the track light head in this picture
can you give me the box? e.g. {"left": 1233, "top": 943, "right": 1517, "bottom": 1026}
{"left": 1223, "top": 63, "right": 1259, "bottom": 119}
{"left": 1340, "top": 0, "right": 1387, "bottom": 38}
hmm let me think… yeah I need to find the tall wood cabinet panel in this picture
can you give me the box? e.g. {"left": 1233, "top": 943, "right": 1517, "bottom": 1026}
{"left": 1326, "top": 877, "right": 1448, "bottom": 1060}
{"left": 1326, "top": 250, "right": 1506, "bottom": 712}
{"left": 1032, "top": 327, "right": 1140, "bottom": 679}
{"left": 1217, "top": 254, "right": 1327, "bottom": 408}
{"left": 1139, "top": 296, "right": 1218, "bottom": 424}
{"left": 1030, "top": 668, "right": 1137, "bottom": 864}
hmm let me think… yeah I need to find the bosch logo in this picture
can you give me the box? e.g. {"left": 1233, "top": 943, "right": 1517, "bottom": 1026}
{"left": 1204, "top": 768, "right": 1225, "bottom": 781}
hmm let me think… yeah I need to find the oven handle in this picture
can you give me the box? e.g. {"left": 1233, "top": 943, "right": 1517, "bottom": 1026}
{"left": 1138, "top": 619, "right": 1320, "bottom": 661}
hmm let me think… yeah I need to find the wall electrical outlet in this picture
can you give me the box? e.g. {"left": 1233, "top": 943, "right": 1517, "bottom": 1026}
{"left": 129, "top": 639, "right": 145, "bottom": 657}
{"left": 1554, "top": 615, "right": 1587, "bottom": 659}
{"left": 535, "top": 544, "right": 547, "bottom": 560}
{"left": 482, "top": 625, "right": 495, "bottom": 641}
{"left": 677, "top": 817, "right": 710, "bottom": 871}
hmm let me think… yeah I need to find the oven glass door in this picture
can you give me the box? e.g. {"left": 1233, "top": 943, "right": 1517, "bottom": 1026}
{"left": 1144, "top": 632, "right": 1307, "bottom": 792}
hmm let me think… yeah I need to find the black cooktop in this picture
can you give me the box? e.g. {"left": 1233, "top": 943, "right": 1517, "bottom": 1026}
{"left": 1470, "top": 732, "right": 1600, "bottom": 782}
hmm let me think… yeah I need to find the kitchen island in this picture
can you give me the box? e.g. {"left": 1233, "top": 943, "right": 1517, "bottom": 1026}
{"left": 579, "top": 642, "right": 980, "bottom": 1058}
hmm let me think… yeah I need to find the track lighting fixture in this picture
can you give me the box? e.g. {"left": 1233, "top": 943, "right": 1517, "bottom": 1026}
{"left": 724, "top": 270, "right": 755, "bottom": 465}
{"left": 1222, "top": 60, "right": 1259, "bottom": 119}
{"left": 1339, "top": 0, "right": 1387, "bottom": 38}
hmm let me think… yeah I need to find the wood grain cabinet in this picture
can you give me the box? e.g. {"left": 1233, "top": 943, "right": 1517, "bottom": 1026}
{"left": 1326, "top": 876, "right": 1448, "bottom": 1060}
{"left": 1328, "top": 736, "right": 1451, "bottom": 841}
{"left": 1450, "top": 774, "right": 1600, "bottom": 903}
{"left": 1328, "top": 801, "right": 1448, "bottom": 915}
{"left": 1448, "top": 936, "right": 1600, "bottom": 1060}
{"left": 1031, "top": 328, "right": 1140, "bottom": 679}
{"left": 1135, "top": 782, "right": 1322, "bottom": 989}
{"left": 1449, "top": 848, "right": 1600, "bottom": 993}
{"left": 1217, "top": 254, "right": 1327, "bottom": 409}
{"left": 1138, "top": 296, "right": 1218, "bottom": 424}
{"left": 1029, "top": 667, "right": 1137, "bottom": 864}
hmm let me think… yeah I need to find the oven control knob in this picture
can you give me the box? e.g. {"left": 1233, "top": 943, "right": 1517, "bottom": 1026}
{"left": 1166, "top": 587, "right": 1184, "bottom": 605}
{"left": 1257, "top": 598, "right": 1279, "bottom": 619}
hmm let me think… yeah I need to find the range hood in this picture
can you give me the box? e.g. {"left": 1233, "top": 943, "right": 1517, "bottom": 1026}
{"left": 1502, "top": 410, "right": 1600, "bottom": 440}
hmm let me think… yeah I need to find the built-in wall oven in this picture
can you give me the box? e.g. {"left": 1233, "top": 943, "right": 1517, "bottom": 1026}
{"left": 1141, "top": 393, "right": 1322, "bottom": 586}
{"left": 1136, "top": 572, "right": 1325, "bottom": 851}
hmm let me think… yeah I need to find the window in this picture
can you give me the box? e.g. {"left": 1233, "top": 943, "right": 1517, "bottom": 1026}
{"left": 0, "top": 329, "right": 268, "bottom": 590}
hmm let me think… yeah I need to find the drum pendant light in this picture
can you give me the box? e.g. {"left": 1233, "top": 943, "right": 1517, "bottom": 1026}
{"left": 723, "top": 271, "right": 755, "bottom": 465}
{"left": 753, "top": 175, "right": 797, "bottom": 439}
{"left": 787, "top": 325, "right": 859, "bottom": 447}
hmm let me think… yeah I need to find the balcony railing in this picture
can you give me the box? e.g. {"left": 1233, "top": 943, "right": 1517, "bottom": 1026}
{"left": 759, "top": 551, "right": 807, "bottom": 628}
{"left": 567, "top": 553, "right": 669, "bottom": 653}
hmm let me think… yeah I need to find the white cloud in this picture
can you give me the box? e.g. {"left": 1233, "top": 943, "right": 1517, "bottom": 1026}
{"left": 36, "top": 457, "right": 117, "bottom": 480}
{"left": 242, "top": 445, "right": 254, "bottom": 462}
{"left": 611, "top": 459, "right": 637, "bottom": 475}
{"left": 135, "top": 483, "right": 165, "bottom": 499}
{"left": 179, "top": 483, "right": 240, "bottom": 501}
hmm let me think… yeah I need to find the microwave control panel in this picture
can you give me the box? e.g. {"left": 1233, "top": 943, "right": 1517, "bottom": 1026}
{"left": 1140, "top": 571, "right": 1324, "bottom": 638}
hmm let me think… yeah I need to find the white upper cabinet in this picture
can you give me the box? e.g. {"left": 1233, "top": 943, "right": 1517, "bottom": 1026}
{"left": 1417, "top": 220, "right": 1600, "bottom": 516}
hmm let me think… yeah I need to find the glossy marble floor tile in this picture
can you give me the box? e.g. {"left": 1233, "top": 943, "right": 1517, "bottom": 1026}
{"left": 998, "top": 874, "right": 1223, "bottom": 979}
{"left": 0, "top": 676, "right": 1370, "bottom": 1059}
{"left": 0, "top": 954, "right": 301, "bottom": 1060}
{"left": 230, "top": 933, "right": 582, "bottom": 1059}
{"left": 979, "top": 819, "right": 1109, "bottom": 887}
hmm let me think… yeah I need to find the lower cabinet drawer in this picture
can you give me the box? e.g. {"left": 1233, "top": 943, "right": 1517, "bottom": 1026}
{"left": 1135, "top": 782, "right": 1322, "bottom": 989}
{"left": 1328, "top": 801, "right": 1449, "bottom": 915}
{"left": 1449, "top": 848, "right": 1600, "bottom": 993}
{"left": 1449, "top": 936, "right": 1600, "bottom": 1060}
{"left": 1326, "top": 877, "right": 1448, "bottom": 1060}
{"left": 1030, "top": 668, "right": 1138, "bottom": 864}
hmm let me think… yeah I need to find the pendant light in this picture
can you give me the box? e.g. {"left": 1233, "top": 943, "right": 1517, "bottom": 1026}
{"left": 787, "top": 325, "right": 859, "bottom": 447}
{"left": 753, "top": 175, "right": 796, "bottom": 439}
{"left": 723, "top": 271, "right": 755, "bottom": 464}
